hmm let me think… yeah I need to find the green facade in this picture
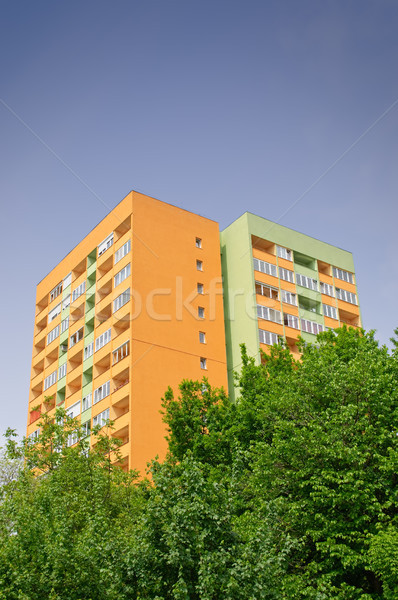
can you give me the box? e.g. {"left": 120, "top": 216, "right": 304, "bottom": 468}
{"left": 220, "top": 212, "right": 360, "bottom": 399}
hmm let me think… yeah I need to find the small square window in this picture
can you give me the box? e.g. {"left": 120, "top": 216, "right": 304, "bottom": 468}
{"left": 198, "top": 307, "right": 205, "bottom": 319}
{"left": 196, "top": 237, "right": 202, "bottom": 248}
{"left": 199, "top": 331, "right": 206, "bottom": 344}
{"left": 200, "top": 357, "right": 207, "bottom": 369}
{"left": 196, "top": 260, "right": 203, "bottom": 271}
{"left": 197, "top": 283, "right": 204, "bottom": 294}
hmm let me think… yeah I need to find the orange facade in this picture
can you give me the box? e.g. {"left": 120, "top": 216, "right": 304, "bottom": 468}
{"left": 28, "top": 192, "right": 227, "bottom": 475}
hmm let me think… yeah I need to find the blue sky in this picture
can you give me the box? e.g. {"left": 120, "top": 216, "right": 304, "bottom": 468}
{"left": 1, "top": 0, "right": 398, "bottom": 440}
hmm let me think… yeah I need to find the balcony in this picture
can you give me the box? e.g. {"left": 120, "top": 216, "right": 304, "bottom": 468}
{"left": 97, "top": 253, "right": 113, "bottom": 279}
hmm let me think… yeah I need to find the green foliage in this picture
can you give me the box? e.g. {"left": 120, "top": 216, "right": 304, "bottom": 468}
{"left": 1, "top": 327, "right": 398, "bottom": 598}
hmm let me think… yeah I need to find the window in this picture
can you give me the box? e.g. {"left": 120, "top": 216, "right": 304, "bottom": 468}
{"left": 196, "top": 237, "right": 202, "bottom": 248}
{"left": 48, "top": 303, "right": 61, "bottom": 322}
{"left": 276, "top": 245, "right": 292, "bottom": 261}
{"left": 93, "top": 408, "right": 110, "bottom": 428}
{"left": 255, "top": 282, "right": 279, "bottom": 300}
{"left": 50, "top": 282, "right": 62, "bottom": 302}
{"left": 70, "top": 328, "right": 84, "bottom": 348}
{"left": 323, "top": 304, "right": 338, "bottom": 319}
{"left": 113, "top": 288, "right": 130, "bottom": 313}
{"left": 284, "top": 313, "right": 299, "bottom": 329}
{"left": 296, "top": 273, "right": 318, "bottom": 291}
{"left": 63, "top": 272, "right": 72, "bottom": 289}
{"left": 94, "top": 381, "right": 110, "bottom": 404}
{"left": 82, "top": 393, "right": 92, "bottom": 412}
{"left": 258, "top": 329, "right": 280, "bottom": 346}
{"left": 67, "top": 431, "right": 79, "bottom": 447}
{"left": 335, "top": 288, "right": 357, "bottom": 305}
{"left": 47, "top": 325, "right": 60, "bottom": 345}
{"left": 196, "top": 260, "right": 203, "bottom": 271}
{"left": 333, "top": 267, "right": 354, "bottom": 284}
{"left": 62, "top": 294, "right": 71, "bottom": 310}
{"left": 61, "top": 317, "right": 69, "bottom": 333}
{"left": 301, "top": 319, "right": 324, "bottom": 335}
{"left": 114, "top": 239, "right": 131, "bottom": 264}
{"left": 199, "top": 331, "right": 206, "bottom": 344}
{"left": 95, "top": 328, "right": 111, "bottom": 352}
{"left": 81, "top": 420, "right": 90, "bottom": 437}
{"left": 112, "top": 340, "right": 130, "bottom": 365}
{"left": 281, "top": 290, "right": 297, "bottom": 306}
{"left": 197, "top": 283, "right": 204, "bottom": 294}
{"left": 72, "top": 281, "right": 86, "bottom": 303}
{"left": 66, "top": 401, "right": 81, "bottom": 419}
{"left": 320, "top": 282, "right": 335, "bottom": 297}
{"left": 58, "top": 363, "right": 67, "bottom": 380}
{"left": 198, "top": 306, "right": 205, "bottom": 319}
{"left": 114, "top": 263, "right": 130, "bottom": 287}
{"left": 253, "top": 258, "right": 277, "bottom": 277}
{"left": 28, "top": 429, "right": 40, "bottom": 441}
{"left": 44, "top": 370, "right": 57, "bottom": 391}
{"left": 279, "top": 268, "right": 294, "bottom": 283}
{"left": 98, "top": 233, "right": 114, "bottom": 257}
{"left": 200, "top": 357, "right": 207, "bottom": 370}
{"left": 84, "top": 341, "right": 94, "bottom": 360}
{"left": 257, "top": 304, "right": 282, "bottom": 324}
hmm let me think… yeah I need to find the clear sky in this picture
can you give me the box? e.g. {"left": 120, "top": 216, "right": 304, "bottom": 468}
{"left": 1, "top": 0, "right": 398, "bottom": 440}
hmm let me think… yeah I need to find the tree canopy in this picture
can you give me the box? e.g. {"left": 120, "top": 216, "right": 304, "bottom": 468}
{"left": 1, "top": 327, "right": 398, "bottom": 599}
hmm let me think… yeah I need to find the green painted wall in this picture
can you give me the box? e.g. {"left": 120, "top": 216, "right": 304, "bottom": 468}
{"left": 221, "top": 212, "right": 358, "bottom": 400}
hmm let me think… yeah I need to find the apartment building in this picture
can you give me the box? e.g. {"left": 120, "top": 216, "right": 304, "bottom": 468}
{"left": 220, "top": 212, "right": 361, "bottom": 398}
{"left": 28, "top": 194, "right": 361, "bottom": 470}
{"left": 28, "top": 191, "right": 227, "bottom": 474}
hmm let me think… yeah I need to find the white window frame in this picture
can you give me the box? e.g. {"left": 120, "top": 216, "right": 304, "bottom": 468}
{"left": 296, "top": 273, "right": 318, "bottom": 291}
{"left": 113, "top": 288, "right": 130, "bottom": 313}
{"left": 196, "top": 260, "right": 203, "bottom": 271}
{"left": 276, "top": 245, "right": 292, "bottom": 261}
{"left": 95, "top": 328, "right": 111, "bottom": 352}
{"left": 50, "top": 282, "right": 63, "bottom": 302}
{"left": 70, "top": 328, "right": 84, "bottom": 348}
{"left": 81, "top": 420, "right": 90, "bottom": 437}
{"left": 283, "top": 313, "right": 299, "bottom": 329}
{"left": 335, "top": 288, "right": 357, "bottom": 305}
{"left": 44, "top": 370, "right": 57, "bottom": 391}
{"left": 84, "top": 341, "right": 94, "bottom": 360}
{"left": 256, "top": 304, "right": 282, "bottom": 324}
{"left": 323, "top": 304, "right": 338, "bottom": 319}
{"left": 47, "top": 325, "right": 60, "bottom": 345}
{"left": 82, "top": 393, "right": 92, "bottom": 412}
{"left": 253, "top": 258, "right": 277, "bottom": 277}
{"left": 200, "top": 357, "right": 207, "bottom": 370}
{"left": 197, "top": 283, "right": 204, "bottom": 294}
{"left": 279, "top": 268, "right": 295, "bottom": 283}
{"left": 48, "top": 303, "right": 61, "bottom": 322}
{"left": 72, "top": 281, "right": 86, "bottom": 303}
{"left": 255, "top": 281, "right": 279, "bottom": 300}
{"left": 320, "top": 282, "right": 335, "bottom": 297}
{"left": 114, "top": 239, "right": 131, "bottom": 264}
{"left": 333, "top": 267, "right": 354, "bottom": 284}
{"left": 198, "top": 306, "right": 205, "bottom": 319}
{"left": 281, "top": 290, "right": 297, "bottom": 306}
{"left": 61, "top": 317, "right": 69, "bottom": 333}
{"left": 195, "top": 237, "right": 202, "bottom": 248}
{"left": 112, "top": 340, "right": 130, "bottom": 365}
{"left": 66, "top": 401, "right": 81, "bottom": 419}
{"left": 93, "top": 408, "right": 110, "bottom": 428}
{"left": 114, "top": 263, "right": 131, "bottom": 288}
{"left": 93, "top": 381, "right": 110, "bottom": 404}
{"left": 301, "top": 319, "right": 324, "bottom": 335}
{"left": 258, "top": 329, "right": 280, "bottom": 346}
{"left": 98, "top": 233, "right": 114, "bottom": 257}
{"left": 62, "top": 294, "right": 71, "bottom": 310}
{"left": 58, "top": 363, "right": 67, "bottom": 380}
{"left": 199, "top": 331, "right": 206, "bottom": 344}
